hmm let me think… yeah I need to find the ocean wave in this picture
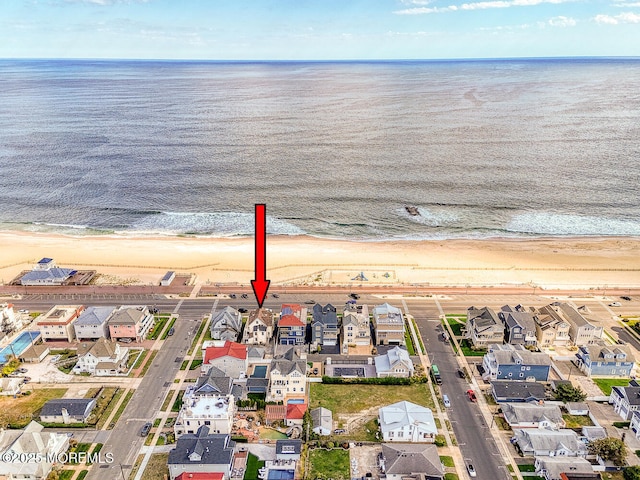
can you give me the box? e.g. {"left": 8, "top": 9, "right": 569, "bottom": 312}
{"left": 129, "top": 211, "right": 306, "bottom": 237}
{"left": 506, "top": 212, "right": 640, "bottom": 236}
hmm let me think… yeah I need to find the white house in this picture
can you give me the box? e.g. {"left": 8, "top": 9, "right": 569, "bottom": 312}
{"left": 73, "top": 306, "right": 116, "bottom": 341}
{"left": 378, "top": 401, "right": 437, "bottom": 443}
{"left": 609, "top": 385, "right": 640, "bottom": 420}
{"left": 374, "top": 346, "right": 414, "bottom": 378}
{"left": 311, "top": 407, "right": 333, "bottom": 436}
{"left": 267, "top": 348, "right": 307, "bottom": 402}
{"left": 174, "top": 394, "right": 236, "bottom": 437}
{"left": 210, "top": 307, "right": 242, "bottom": 342}
{"left": 202, "top": 341, "right": 247, "bottom": 378}
{"left": 534, "top": 456, "right": 596, "bottom": 480}
{"left": 73, "top": 338, "right": 129, "bottom": 376}
{"left": 242, "top": 308, "right": 275, "bottom": 346}
{"left": 512, "top": 428, "right": 587, "bottom": 457}
{"left": 0, "top": 377, "right": 23, "bottom": 396}
{"left": 501, "top": 402, "right": 565, "bottom": 430}
{"left": 36, "top": 305, "right": 84, "bottom": 342}
{"left": 342, "top": 303, "right": 370, "bottom": 347}
{"left": 39, "top": 398, "right": 96, "bottom": 424}
{"left": 0, "top": 421, "right": 69, "bottom": 480}
{"left": 167, "top": 428, "right": 235, "bottom": 480}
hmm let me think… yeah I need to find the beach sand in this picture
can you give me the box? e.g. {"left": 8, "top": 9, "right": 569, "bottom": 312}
{"left": 0, "top": 231, "right": 639, "bottom": 289}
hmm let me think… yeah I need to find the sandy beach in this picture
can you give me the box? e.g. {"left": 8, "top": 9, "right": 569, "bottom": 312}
{"left": 1, "top": 231, "right": 639, "bottom": 290}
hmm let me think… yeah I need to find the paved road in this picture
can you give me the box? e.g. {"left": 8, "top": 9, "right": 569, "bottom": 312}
{"left": 86, "top": 302, "right": 208, "bottom": 480}
{"left": 405, "top": 299, "right": 513, "bottom": 480}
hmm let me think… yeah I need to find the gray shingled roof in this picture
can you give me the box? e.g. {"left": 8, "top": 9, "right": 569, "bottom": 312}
{"left": 40, "top": 398, "right": 95, "bottom": 417}
{"left": 491, "top": 381, "right": 546, "bottom": 401}
{"left": 270, "top": 348, "right": 306, "bottom": 376}
{"left": 167, "top": 427, "right": 235, "bottom": 466}
{"left": 382, "top": 443, "right": 444, "bottom": 477}
{"left": 74, "top": 306, "right": 116, "bottom": 326}
{"left": 502, "top": 402, "right": 563, "bottom": 425}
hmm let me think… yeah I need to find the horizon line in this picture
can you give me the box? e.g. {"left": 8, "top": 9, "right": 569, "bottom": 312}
{"left": 1, "top": 55, "right": 640, "bottom": 63}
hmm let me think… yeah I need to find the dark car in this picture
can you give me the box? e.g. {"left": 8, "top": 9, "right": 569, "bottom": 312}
{"left": 167, "top": 327, "right": 175, "bottom": 336}
{"left": 304, "top": 300, "right": 316, "bottom": 304}
{"left": 241, "top": 293, "right": 248, "bottom": 299}
{"left": 238, "top": 308, "right": 248, "bottom": 313}
{"left": 457, "top": 369, "right": 465, "bottom": 379}
{"left": 349, "top": 293, "right": 360, "bottom": 300}
{"left": 622, "top": 296, "right": 632, "bottom": 301}
{"left": 229, "top": 294, "right": 236, "bottom": 299}
{"left": 140, "top": 422, "right": 152, "bottom": 437}
{"left": 272, "top": 293, "right": 280, "bottom": 298}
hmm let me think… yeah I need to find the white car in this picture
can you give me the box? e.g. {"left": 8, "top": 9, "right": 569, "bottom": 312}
{"left": 609, "top": 302, "right": 622, "bottom": 307}
{"left": 18, "top": 309, "right": 29, "bottom": 314}
{"left": 467, "top": 463, "right": 477, "bottom": 477}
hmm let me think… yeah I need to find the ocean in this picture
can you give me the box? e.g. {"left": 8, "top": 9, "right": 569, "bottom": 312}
{"left": 0, "top": 58, "right": 639, "bottom": 241}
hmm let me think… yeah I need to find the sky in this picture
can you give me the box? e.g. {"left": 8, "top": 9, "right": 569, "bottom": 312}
{"left": 0, "top": 0, "right": 639, "bottom": 60}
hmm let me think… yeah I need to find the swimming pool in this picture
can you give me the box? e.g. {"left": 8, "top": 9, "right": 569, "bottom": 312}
{"left": 252, "top": 365, "right": 267, "bottom": 378}
{"left": 0, "top": 331, "right": 41, "bottom": 363}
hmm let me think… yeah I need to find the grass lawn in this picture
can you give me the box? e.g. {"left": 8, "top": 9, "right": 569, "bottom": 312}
{"left": 95, "top": 388, "right": 123, "bottom": 429}
{"left": 148, "top": 315, "right": 171, "bottom": 340}
{"left": 0, "top": 387, "right": 67, "bottom": 428}
{"left": 592, "top": 378, "right": 630, "bottom": 396}
{"left": 344, "top": 417, "right": 379, "bottom": 442}
{"left": 308, "top": 448, "right": 350, "bottom": 480}
{"left": 140, "top": 350, "right": 158, "bottom": 376}
{"left": 58, "top": 470, "right": 75, "bottom": 480}
{"left": 140, "top": 453, "right": 169, "bottom": 480}
{"left": 77, "top": 471, "right": 88, "bottom": 480}
{"left": 109, "top": 389, "right": 134, "bottom": 427}
{"left": 244, "top": 453, "right": 265, "bottom": 480}
{"left": 160, "top": 316, "right": 178, "bottom": 340}
{"left": 189, "top": 359, "right": 203, "bottom": 370}
{"left": 459, "top": 339, "right": 486, "bottom": 357}
{"left": 518, "top": 464, "right": 536, "bottom": 472}
{"left": 440, "top": 456, "right": 455, "bottom": 467}
{"left": 404, "top": 329, "right": 416, "bottom": 355}
{"left": 310, "top": 383, "right": 435, "bottom": 413}
{"left": 412, "top": 318, "right": 426, "bottom": 354}
{"left": 562, "top": 414, "right": 594, "bottom": 428}
{"left": 444, "top": 474, "right": 459, "bottom": 480}
{"left": 188, "top": 318, "right": 207, "bottom": 355}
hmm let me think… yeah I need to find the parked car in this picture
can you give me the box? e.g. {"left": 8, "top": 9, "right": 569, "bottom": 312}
{"left": 18, "top": 309, "right": 29, "bottom": 314}
{"left": 229, "top": 294, "right": 236, "bottom": 299}
{"left": 457, "top": 368, "right": 466, "bottom": 379}
{"left": 238, "top": 308, "right": 248, "bottom": 313}
{"left": 621, "top": 296, "right": 632, "bottom": 301}
{"left": 609, "top": 302, "right": 622, "bottom": 307}
{"left": 467, "top": 462, "right": 477, "bottom": 477}
{"left": 17, "top": 368, "right": 28, "bottom": 374}
{"left": 334, "top": 429, "right": 346, "bottom": 434}
{"left": 443, "top": 394, "right": 451, "bottom": 408}
{"left": 119, "top": 338, "right": 133, "bottom": 344}
{"left": 272, "top": 293, "right": 280, "bottom": 298}
{"left": 167, "top": 328, "right": 175, "bottom": 336}
{"left": 241, "top": 293, "right": 248, "bottom": 299}
{"left": 349, "top": 293, "right": 360, "bottom": 300}
{"left": 467, "top": 390, "right": 477, "bottom": 402}
{"left": 304, "top": 300, "right": 316, "bottom": 304}
{"left": 140, "top": 422, "right": 152, "bottom": 437}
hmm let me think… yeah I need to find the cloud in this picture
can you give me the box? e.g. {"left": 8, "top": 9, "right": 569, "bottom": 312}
{"left": 548, "top": 15, "right": 577, "bottom": 26}
{"left": 62, "top": 0, "right": 149, "bottom": 5}
{"left": 394, "top": 0, "right": 573, "bottom": 14}
{"left": 612, "top": 1, "right": 640, "bottom": 5}
{"left": 594, "top": 11, "right": 640, "bottom": 23}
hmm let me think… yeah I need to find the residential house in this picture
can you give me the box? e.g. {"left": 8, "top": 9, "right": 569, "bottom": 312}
{"left": 36, "top": 304, "right": 84, "bottom": 342}
{"left": 374, "top": 346, "right": 414, "bottom": 378}
{"left": 202, "top": 341, "right": 247, "bottom": 378}
{"left": 0, "top": 303, "right": 21, "bottom": 337}
{"left": 285, "top": 402, "right": 307, "bottom": 427}
{"left": 72, "top": 338, "right": 129, "bottom": 376}
{"left": 0, "top": 377, "right": 23, "bottom": 396}
{"left": 378, "top": 401, "right": 437, "bottom": 443}
{"left": 20, "top": 257, "right": 76, "bottom": 286}
{"left": 555, "top": 303, "right": 603, "bottom": 346}
{"left": 242, "top": 308, "right": 275, "bottom": 346}
{"left": 174, "top": 394, "right": 235, "bottom": 437}
{"left": 74, "top": 306, "right": 116, "bottom": 341}
{"left": 500, "top": 305, "right": 537, "bottom": 346}
{"left": 380, "top": 443, "right": 444, "bottom": 480}
{"left": 533, "top": 305, "right": 572, "bottom": 347}
{"left": 372, "top": 303, "right": 405, "bottom": 346}
{"left": 19, "top": 344, "right": 50, "bottom": 364}
{"left": 311, "top": 303, "right": 339, "bottom": 348}
{"left": 175, "top": 473, "right": 223, "bottom": 480}
{"left": 0, "top": 421, "right": 69, "bottom": 480}
{"left": 278, "top": 304, "right": 307, "bottom": 346}
{"left": 311, "top": 407, "right": 333, "bottom": 436}
{"left": 167, "top": 427, "right": 235, "bottom": 480}
{"left": 184, "top": 369, "right": 233, "bottom": 400}
{"left": 609, "top": 385, "right": 640, "bottom": 420}
{"left": 490, "top": 381, "right": 547, "bottom": 403}
{"left": 275, "top": 439, "right": 302, "bottom": 462}
{"left": 501, "top": 402, "right": 565, "bottom": 430}
{"left": 267, "top": 347, "right": 307, "bottom": 402}
{"left": 39, "top": 398, "right": 96, "bottom": 424}
{"left": 535, "top": 457, "right": 597, "bottom": 480}
{"left": 581, "top": 426, "right": 607, "bottom": 443}
{"left": 342, "top": 303, "right": 370, "bottom": 347}
{"left": 512, "top": 428, "right": 587, "bottom": 457}
{"left": 482, "top": 344, "right": 551, "bottom": 382}
{"left": 210, "top": 307, "right": 242, "bottom": 342}
{"left": 466, "top": 306, "right": 504, "bottom": 348}
{"left": 265, "top": 404, "right": 287, "bottom": 426}
{"left": 629, "top": 410, "right": 640, "bottom": 439}
{"left": 566, "top": 403, "right": 589, "bottom": 416}
{"left": 107, "top": 305, "right": 154, "bottom": 342}
{"left": 575, "top": 343, "right": 634, "bottom": 377}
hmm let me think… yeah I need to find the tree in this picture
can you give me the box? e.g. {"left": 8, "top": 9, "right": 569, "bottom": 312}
{"left": 624, "top": 465, "right": 640, "bottom": 480}
{"left": 554, "top": 383, "right": 587, "bottom": 402}
{"left": 587, "top": 437, "right": 627, "bottom": 466}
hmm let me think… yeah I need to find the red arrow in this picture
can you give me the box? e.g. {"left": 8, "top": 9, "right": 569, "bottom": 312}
{"left": 251, "top": 203, "right": 270, "bottom": 308}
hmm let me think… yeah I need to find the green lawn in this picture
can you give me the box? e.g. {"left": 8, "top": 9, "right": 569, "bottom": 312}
{"left": 518, "top": 464, "right": 536, "bottom": 472}
{"left": 147, "top": 315, "right": 171, "bottom": 340}
{"left": 244, "top": 453, "right": 265, "bottom": 480}
{"left": 562, "top": 414, "right": 594, "bottom": 428}
{"left": 440, "top": 456, "right": 455, "bottom": 467}
{"left": 0, "top": 388, "right": 67, "bottom": 428}
{"left": 459, "top": 339, "right": 486, "bottom": 356}
{"left": 308, "top": 448, "right": 350, "bottom": 480}
{"left": 160, "top": 317, "right": 178, "bottom": 340}
{"left": 592, "top": 378, "right": 630, "bottom": 396}
{"left": 444, "top": 474, "right": 459, "bottom": 480}
{"left": 310, "top": 383, "right": 435, "bottom": 413}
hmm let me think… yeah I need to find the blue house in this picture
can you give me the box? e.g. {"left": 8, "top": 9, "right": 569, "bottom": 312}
{"left": 482, "top": 344, "right": 551, "bottom": 382}
{"left": 311, "top": 304, "right": 339, "bottom": 348}
{"left": 576, "top": 343, "right": 634, "bottom": 377}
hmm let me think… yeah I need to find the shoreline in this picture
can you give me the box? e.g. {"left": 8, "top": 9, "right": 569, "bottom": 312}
{"left": 1, "top": 230, "right": 639, "bottom": 289}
